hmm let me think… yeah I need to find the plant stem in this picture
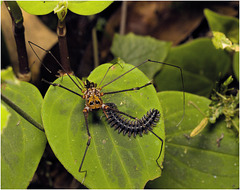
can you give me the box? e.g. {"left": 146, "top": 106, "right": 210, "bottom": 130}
{"left": 57, "top": 19, "right": 72, "bottom": 73}
{"left": 92, "top": 27, "right": 99, "bottom": 68}
{"left": 4, "top": 1, "right": 31, "bottom": 81}
{"left": 120, "top": 1, "right": 127, "bottom": 35}
{"left": 1, "top": 93, "right": 44, "bottom": 132}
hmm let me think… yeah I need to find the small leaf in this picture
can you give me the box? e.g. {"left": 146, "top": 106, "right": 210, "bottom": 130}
{"left": 111, "top": 33, "right": 172, "bottom": 79}
{"left": 154, "top": 38, "right": 231, "bottom": 97}
{"left": 42, "top": 63, "right": 165, "bottom": 189}
{"left": 146, "top": 91, "right": 239, "bottom": 188}
{"left": 53, "top": 0, "right": 68, "bottom": 21}
{"left": 1, "top": 68, "right": 47, "bottom": 189}
{"left": 204, "top": 8, "right": 239, "bottom": 44}
{"left": 212, "top": 31, "right": 233, "bottom": 50}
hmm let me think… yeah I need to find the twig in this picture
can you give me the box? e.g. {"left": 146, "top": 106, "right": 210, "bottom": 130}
{"left": 120, "top": 1, "right": 127, "bottom": 35}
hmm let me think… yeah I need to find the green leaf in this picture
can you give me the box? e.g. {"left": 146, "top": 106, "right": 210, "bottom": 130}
{"left": 17, "top": 1, "right": 58, "bottom": 15}
{"left": 204, "top": 8, "right": 239, "bottom": 44}
{"left": 17, "top": 1, "right": 113, "bottom": 16}
{"left": 1, "top": 69, "right": 47, "bottom": 189}
{"left": 1, "top": 67, "right": 18, "bottom": 82}
{"left": 233, "top": 52, "right": 239, "bottom": 81}
{"left": 154, "top": 38, "right": 231, "bottom": 97}
{"left": 1, "top": 104, "right": 11, "bottom": 133}
{"left": 146, "top": 91, "right": 239, "bottom": 188}
{"left": 68, "top": 1, "right": 113, "bottom": 16}
{"left": 42, "top": 62, "right": 165, "bottom": 188}
{"left": 111, "top": 33, "right": 172, "bottom": 79}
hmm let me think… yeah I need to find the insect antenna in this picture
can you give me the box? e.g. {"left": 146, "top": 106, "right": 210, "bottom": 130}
{"left": 28, "top": 41, "right": 84, "bottom": 92}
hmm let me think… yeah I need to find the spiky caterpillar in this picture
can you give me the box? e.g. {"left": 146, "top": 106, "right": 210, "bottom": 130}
{"left": 104, "top": 103, "right": 160, "bottom": 137}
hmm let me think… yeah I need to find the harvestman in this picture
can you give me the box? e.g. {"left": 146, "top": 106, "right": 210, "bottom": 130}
{"left": 29, "top": 41, "right": 185, "bottom": 178}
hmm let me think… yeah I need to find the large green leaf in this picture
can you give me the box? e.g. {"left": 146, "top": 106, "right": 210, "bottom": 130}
{"left": 204, "top": 8, "right": 239, "bottom": 44}
{"left": 154, "top": 38, "right": 231, "bottom": 97}
{"left": 42, "top": 63, "right": 165, "bottom": 188}
{"left": 17, "top": 1, "right": 58, "bottom": 15}
{"left": 146, "top": 91, "right": 239, "bottom": 188}
{"left": 17, "top": 1, "right": 113, "bottom": 16}
{"left": 111, "top": 33, "right": 172, "bottom": 79}
{"left": 1, "top": 68, "right": 47, "bottom": 189}
{"left": 68, "top": 1, "right": 113, "bottom": 16}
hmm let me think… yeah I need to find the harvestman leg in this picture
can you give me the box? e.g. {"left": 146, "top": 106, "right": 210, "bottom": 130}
{"left": 103, "top": 82, "right": 152, "bottom": 95}
{"left": 149, "top": 130, "right": 164, "bottom": 169}
{"left": 79, "top": 110, "right": 91, "bottom": 175}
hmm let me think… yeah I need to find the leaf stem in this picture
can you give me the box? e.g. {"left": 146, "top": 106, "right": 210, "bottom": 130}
{"left": 1, "top": 93, "right": 44, "bottom": 132}
{"left": 120, "top": 1, "right": 127, "bottom": 35}
{"left": 92, "top": 27, "right": 99, "bottom": 68}
{"left": 57, "top": 19, "right": 72, "bottom": 73}
{"left": 4, "top": 1, "right": 31, "bottom": 81}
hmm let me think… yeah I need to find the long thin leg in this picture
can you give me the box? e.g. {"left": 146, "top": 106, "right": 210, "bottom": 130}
{"left": 42, "top": 79, "right": 83, "bottom": 98}
{"left": 148, "top": 59, "right": 185, "bottom": 127}
{"left": 100, "top": 59, "right": 185, "bottom": 127}
{"left": 149, "top": 130, "right": 164, "bottom": 169}
{"left": 98, "top": 60, "right": 124, "bottom": 87}
{"left": 100, "top": 60, "right": 149, "bottom": 89}
{"left": 103, "top": 82, "right": 152, "bottom": 95}
{"left": 79, "top": 110, "right": 92, "bottom": 182}
{"left": 28, "top": 41, "right": 84, "bottom": 91}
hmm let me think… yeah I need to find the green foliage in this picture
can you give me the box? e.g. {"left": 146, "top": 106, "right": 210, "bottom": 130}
{"left": 204, "top": 8, "right": 239, "bottom": 44}
{"left": 42, "top": 63, "right": 165, "bottom": 189}
{"left": 1, "top": 68, "right": 47, "bottom": 189}
{"left": 17, "top": 1, "right": 113, "bottom": 16}
{"left": 204, "top": 8, "right": 239, "bottom": 82}
{"left": 146, "top": 91, "right": 239, "bottom": 188}
{"left": 2, "top": 5, "right": 238, "bottom": 189}
{"left": 154, "top": 38, "right": 231, "bottom": 97}
{"left": 207, "top": 76, "right": 239, "bottom": 129}
{"left": 111, "top": 33, "right": 172, "bottom": 79}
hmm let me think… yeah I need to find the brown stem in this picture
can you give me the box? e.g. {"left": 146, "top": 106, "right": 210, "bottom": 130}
{"left": 4, "top": 1, "right": 31, "bottom": 81}
{"left": 57, "top": 19, "right": 72, "bottom": 74}
{"left": 120, "top": 1, "right": 127, "bottom": 35}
